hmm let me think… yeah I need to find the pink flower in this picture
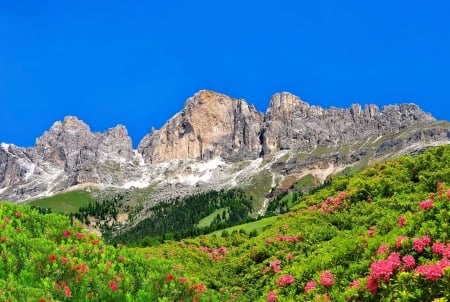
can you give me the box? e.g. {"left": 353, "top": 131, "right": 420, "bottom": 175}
{"left": 376, "top": 244, "right": 390, "bottom": 255}
{"left": 267, "top": 290, "right": 277, "bottom": 302}
{"left": 415, "top": 263, "right": 443, "bottom": 281}
{"left": 286, "top": 253, "right": 294, "bottom": 261}
{"left": 432, "top": 242, "right": 446, "bottom": 255}
{"left": 63, "top": 229, "right": 71, "bottom": 238}
{"left": 269, "top": 259, "right": 281, "bottom": 273}
{"left": 109, "top": 281, "right": 119, "bottom": 291}
{"left": 319, "top": 271, "right": 334, "bottom": 287}
{"left": 179, "top": 276, "right": 187, "bottom": 283}
{"left": 419, "top": 199, "right": 434, "bottom": 210}
{"left": 395, "top": 236, "right": 408, "bottom": 249}
{"left": 366, "top": 275, "right": 378, "bottom": 293}
{"left": 398, "top": 216, "right": 406, "bottom": 228}
{"left": 304, "top": 281, "right": 316, "bottom": 293}
{"left": 368, "top": 226, "right": 376, "bottom": 237}
{"left": 350, "top": 279, "right": 360, "bottom": 289}
{"left": 277, "top": 274, "right": 294, "bottom": 287}
{"left": 367, "top": 251, "right": 401, "bottom": 292}
{"left": 413, "top": 235, "right": 431, "bottom": 253}
{"left": 15, "top": 212, "right": 22, "bottom": 218}
{"left": 402, "top": 255, "right": 416, "bottom": 270}
{"left": 166, "top": 274, "right": 173, "bottom": 282}
{"left": 49, "top": 254, "right": 56, "bottom": 263}
{"left": 64, "top": 285, "right": 72, "bottom": 297}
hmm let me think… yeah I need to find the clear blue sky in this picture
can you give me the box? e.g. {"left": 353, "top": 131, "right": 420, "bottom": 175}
{"left": 1, "top": 1, "right": 449, "bottom": 148}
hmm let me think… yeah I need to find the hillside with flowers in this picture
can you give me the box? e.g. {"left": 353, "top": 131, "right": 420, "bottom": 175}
{"left": 1, "top": 145, "right": 450, "bottom": 301}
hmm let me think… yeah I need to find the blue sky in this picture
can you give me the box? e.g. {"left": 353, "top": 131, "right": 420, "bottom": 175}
{"left": 1, "top": 1, "right": 449, "bottom": 148}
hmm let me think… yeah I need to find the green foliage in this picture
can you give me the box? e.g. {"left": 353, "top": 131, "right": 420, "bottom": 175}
{"left": 2, "top": 145, "right": 450, "bottom": 301}
{"left": 0, "top": 201, "right": 221, "bottom": 301}
{"left": 110, "top": 188, "right": 254, "bottom": 246}
{"left": 28, "top": 190, "right": 94, "bottom": 214}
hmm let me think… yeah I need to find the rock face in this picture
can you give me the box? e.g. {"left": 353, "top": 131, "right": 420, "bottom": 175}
{"left": 261, "top": 92, "right": 436, "bottom": 154}
{"left": 0, "top": 116, "right": 136, "bottom": 201}
{"left": 138, "top": 90, "right": 264, "bottom": 163}
{"left": 0, "top": 90, "right": 449, "bottom": 202}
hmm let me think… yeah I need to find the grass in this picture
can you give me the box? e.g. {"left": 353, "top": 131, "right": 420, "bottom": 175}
{"left": 242, "top": 169, "right": 273, "bottom": 208}
{"left": 293, "top": 174, "right": 320, "bottom": 190}
{"left": 28, "top": 190, "right": 94, "bottom": 214}
{"left": 207, "top": 215, "right": 278, "bottom": 237}
{"left": 197, "top": 208, "right": 227, "bottom": 228}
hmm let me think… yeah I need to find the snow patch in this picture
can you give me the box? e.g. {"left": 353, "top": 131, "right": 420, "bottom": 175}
{"left": 1, "top": 143, "right": 9, "bottom": 151}
{"left": 17, "top": 158, "right": 35, "bottom": 181}
{"left": 0, "top": 187, "right": 8, "bottom": 195}
{"left": 122, "top": 179, "right": 151, "bottom": 189}
{"left": 133, "top": 150, "right": 146, "bottom": 167}
{"left": 175, "top": 157, "right": 226, "bottom": 186}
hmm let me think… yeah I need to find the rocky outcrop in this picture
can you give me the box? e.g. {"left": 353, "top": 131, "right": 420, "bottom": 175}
{"left": 261, "top": 92, "right": 436, "bottom": 154}
{"left": 138, "top": 90, "right": 264, "bottom": 163}
{"left": 0, "top": 90, "right": 448, "bottom": 202}
{"left": 0, "top": 116, "right": 137, "bottom": 201}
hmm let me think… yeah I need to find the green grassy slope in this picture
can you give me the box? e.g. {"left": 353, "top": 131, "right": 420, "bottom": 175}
{"left": 28, "top": 190, "right": 94, "bottom": 214}
{"left": 1, "top": 144, "right": 450, "bottom": 301}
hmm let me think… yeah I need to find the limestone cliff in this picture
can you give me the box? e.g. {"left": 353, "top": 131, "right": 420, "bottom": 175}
{"left": 261, "top": 92, "right": 436, "bottom": 154}
{"left": 0, "top": 90, "right": 449, "bottom": 202}
{"left": 138, "top": 90, "right": 264, "bottom": 163}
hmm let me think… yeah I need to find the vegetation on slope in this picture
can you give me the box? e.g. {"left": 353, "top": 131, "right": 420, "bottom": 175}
{"left": 109, "top": 188, "right": 254, "bottom": 245}
{"left": 1, "top": 145, "right": 450, "bottom": 301}
{"left": 28, "top": 190, "right": 94, "bottom": 214}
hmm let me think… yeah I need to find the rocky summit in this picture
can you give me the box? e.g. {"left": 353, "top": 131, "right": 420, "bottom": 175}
{"left": 1, "top": 90, "right": 449, "bottom": 206}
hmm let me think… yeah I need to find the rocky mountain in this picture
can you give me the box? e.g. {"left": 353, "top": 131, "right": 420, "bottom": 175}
{"left": 1, "top": 90, "right": 449, "bottom": 209}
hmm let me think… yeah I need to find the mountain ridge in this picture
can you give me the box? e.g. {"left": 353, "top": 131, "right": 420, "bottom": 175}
{"left": 1, "top": 90, "right": 449, "bottom": 204}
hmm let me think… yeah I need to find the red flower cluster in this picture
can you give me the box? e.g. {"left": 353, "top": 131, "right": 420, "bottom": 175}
{"left": 401, "top": 255, "right": 416, "bottom": 270}
{"left": 275, "top": 235, "right": 300, "bottom": 243}
{"left": 319, "top": 271, "right": 334, "bottom": 287}
{"left": 319, "top": 196, "right": 343, "bottom": 214}
{"left": 368, "top": 226, "right": 376, "bottom": 238}
{"left": 376, "top": 244, "right": 390, "bottom": 255}
{"left": 415, "top": 259, "right": 450, "bottom": 281}
{"left": 304, "top": 281, "right": 316, "bottom": 293}
{"left": 109, "top": 281, "right": 118, "bottom": 291}
{"left": 412, "top": 235, "right": 431, "bottom": 253}
{"left": 419, "top": 199, "right": 434, "bottom": 210}
{"left": 431, "top": 242, "right": 450, "bottom": 257}
{"left": 209, "top": 246, "right": 228, "bottom": 261}
{"left": 366, "top": 252, "right": 401, "bottom": 293}
{"left": 63, "top": 229, "right": 71, "bottom": 238}
{"left": 166, "top": 274, "right": 174, "bottom": 282}
{"left": 277, "top": 274, "right": 294, "bottom": 287}
{"left": 308, "top": 192, "right": 346, "bottom": 213}
{"left": 395, "top": 235, "right": 409, "bottom": 249}
{"left": 398, "top": 216, "right": 406, "bottom": 228}
{"left": 350, "top": 279, "right": 360, "bottom": 289}
{"left": 269, "top": 259, "right": 281, "bottom": 273}
{"left": 267, "top": 290, "right": 277, "bottom": 302}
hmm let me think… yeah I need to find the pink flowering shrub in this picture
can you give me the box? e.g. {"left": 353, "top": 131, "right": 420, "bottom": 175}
{"left": 277, "top": 274, "right": 294, "bottom": 287}
{"left": 319, "top": 271, "right": 334, "bottom": 288}
{"left": 419, "top": 199, "right": 434, "bottom": 210}
{"left": 412, "top": 235, "right": 431, "bottom": 253}
{"left": 267, "top": 290, "right": 277, "bottom": 302}
{"left": 304, "top": 281, "right": 316, "bottom": 293}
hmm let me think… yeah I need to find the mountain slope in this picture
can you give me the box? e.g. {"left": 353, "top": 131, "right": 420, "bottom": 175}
{"left": 0, "top": 90, "right": 449, "bottom": 213}
{"left": 1, "top": 144, "right": 450, "bottom": 301}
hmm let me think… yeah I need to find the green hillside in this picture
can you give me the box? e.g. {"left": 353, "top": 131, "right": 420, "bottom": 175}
{"left": 1, "top": 144, "right": 450, "bottom": 301}
{"left": 28, "top": 190, "right": 94, "bottom": 214}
